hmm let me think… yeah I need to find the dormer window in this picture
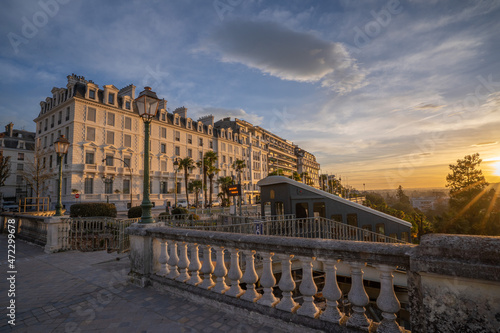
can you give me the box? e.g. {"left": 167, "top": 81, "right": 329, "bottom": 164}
{"left": 89, "top": 89, "right": 96, "bottom": 99}
{"left": 198, "top": 124, "right": 202, "bottom": 132}
{"left": 125, "top": 101, "right": 131, "bottom": 110}
{"left": 175, "top": 116, "right": 179, "bottom": 125}
{"left": 187, "top": 120, "right": 191, "bottom": 129}
{"left": 161, "top": 112, "right": 166, "bottom": 121}
{"left": 108, "top": 93, "right": 115, "bottom": 104}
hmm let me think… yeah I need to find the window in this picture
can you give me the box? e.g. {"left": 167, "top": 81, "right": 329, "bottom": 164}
{"left": 161, "top": 112, "right": 166, "bottom": 121}
{"left": 58, "top": 111, "right": 62, "bottom": 124}
{"left": 330, "top": 214, "right": 344, "bottom": 224}
{"left": 188, "top": 149, "right": 192, "bottom": 158}
{"left": 229, "top": 157, "right": 233, "bottom": 164}
{"left": 161, "top": 127, "right": 167, "bottom": 138}
{"left": 199, "top": 152, "right": 203, "bottom": 160}
{"left": 104, "top": 180, "right": 113, "bottom": 194}
{"left": 376, "top": 223, "right": 385, "bottom": 235}
{"left": 160, "top": 181, "right": 168, "bottom": 194}
{"left": 44, "top": 119, "right": 48, "bottom": 131}
{"left": 51, "top": 115, "right": 54, "bottom": 128}
{"left": 51, "top": 133, "right": 54, "bottom": 145}
{"left": 175, "top": 117, "right": 179, "bottom": 125}
{"left": 229, "top": 145, "right": 233, "bottom": 153}
{"left": 275, "top": 202, "right": 284, "bottom": 216}
{"left": 362, "top": 225, "right": 372, "bottom": 231}
{"left": 175, "top": 131, "right": 180, "bottom": 141}
{"left": 347, "top": 214, "right": 358, "bottom": 227}
{"left": 221, "top": 143, "right": 226, "bottom": 151}
{"left": 124, "top": 157, "right": 131, "bottom": 168}
{"left": 296, "top": 202, "right": 309, "bottom": 218}
{"left": 124, "top": 134, "right": 132, "bottom": 147}
{"left": 89, "top": 89, "right": 96, "bottom": 99}
{"left": 198, "top": 124, "right": 202, "bottom": 132}
{"left": 125, "top": 101, "right": 131, "bottom": 110}
{"left": 106, "top": 131, "right": 114, "bottom": 145}
{"left": 123, "top": 179, "right": 130, "bottom": 194}
{"left": 108, "top": 93, "right": 115, "bottom": 104}
{"left": 66, "top": 107, "right": 70, "bottom": 120}
{"left": 105, "top": 155, "right": 114, "bottom": 166}
{"left": 161, "top": 143, "right": 166, "bottom": 154}
{"left": 18, "top": 153, "right": 24, "bottom": 160}
{"left": 313, "top": 202, "right": 325, "bottom": 218}
{"left": 175, "top": 146, "right": 180, "bottom": 156}
{"left": 125, "top": 117, "right": 132, "bottom": 130}
{"left": 42, "top": 157, "right": 46, "bottom": 168}
{"left": 210, "top": 141, "right": 213, "bottom": 148}
{"left": 17, "top": 163, "right": 23, "bottom": 171}
{"left": 49, "top": 155, "right": 53, "bottom": 168}
{"left": 176, "top": 182, "right": 181, "bottom": 194}
{"left": 16, "top": 175, "right": 23, "bottom": 184}
{"left": 187, "top": 134, "right": 192, "bottom": 144}
{"left": 107, "top": 113, "right": 115, "bottom": 126}
{"left": 88, "top": 108, "right": 96, "bottom": 122}
{"left": 401, "top": 232, "right": 409, "bottom": 242}
{"left": 161, "top": 161, "right": 167, "bottom": 171}
{"left": 222, "top": 155, "right": 226, "bottom": 163}
{"left": 85, "top": 152, "right": 94, "bottom": 164}
{"left": 65, "top": 127, "right": 69, "bottom": 139}
{"left": 64, "top": 154, "right": 68, "bottom": 165}
{"left": 199, "top": 138, "right": 203, "bottom": 146}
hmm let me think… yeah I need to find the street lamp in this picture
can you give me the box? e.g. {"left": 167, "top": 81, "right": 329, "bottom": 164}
{"left": 136, "top": 87, "right": 160, "bottom": 224}
{"left": 173, "top": 158, "right": 179, "bottom": 207}
{"left": 54, "top": 135, "right": 70, "bottom": 216}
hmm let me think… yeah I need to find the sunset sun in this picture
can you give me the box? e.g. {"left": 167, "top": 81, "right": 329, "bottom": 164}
{"left": 494, "top": 161, "right": 500, "bottom": 176}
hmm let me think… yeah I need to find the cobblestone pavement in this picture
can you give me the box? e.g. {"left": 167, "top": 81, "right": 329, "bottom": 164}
{"left": 0, "top": 235, "right": 286, "bottom": 333}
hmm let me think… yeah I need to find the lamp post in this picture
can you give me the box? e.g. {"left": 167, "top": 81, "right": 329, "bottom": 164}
{"left": 136, "top": 87, "right": 160, "bottom": 224}
{"left": 102, "top": 157, "right": 133, "bottom": 209}
{"left": 101, "top": 174, "right": 114, "bottom": 203}
{"left": 54, "top": 135, "right": 70, "bottom": 216}
{"left": 173, "top": 158, "right": 179, "bottom": 207}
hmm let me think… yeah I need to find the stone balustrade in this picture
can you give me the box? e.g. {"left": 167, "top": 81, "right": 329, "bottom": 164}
{"left": 128, "top": 225, "right": 500, "bottom": 332}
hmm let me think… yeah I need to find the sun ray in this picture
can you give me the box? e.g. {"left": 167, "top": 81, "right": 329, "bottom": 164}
{"left": 479, "top": 183, "right": 500, "bottom": 231}
{"left": 445, "top": 186, "right": 490, "bottom": 231}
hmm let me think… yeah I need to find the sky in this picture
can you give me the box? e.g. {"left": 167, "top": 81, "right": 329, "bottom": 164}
{"left": 1, "top": 0, "right": 500, "bottom": 190}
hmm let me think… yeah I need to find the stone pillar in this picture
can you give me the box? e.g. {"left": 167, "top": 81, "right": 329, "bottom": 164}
{"left": 296, "top": 256, "right": 320, "bottom": 318}
{"left": 375, "top": 264, "right": 402, "bottom": 333}
{"left": 128, "top": 224, "right": 155, "bottom": 288}
{"left": 157, "top": 239, "right": 170, "bottom": 276}
{"left": 240, "top": 250, "right": 261, "bottom": 302}
{"left": 44, "top": 216, "right": 65, "bottom": 253}
{"left": 276, "top": 254, "right": 299, "bottom": 312}
{"left": 212, "top": 246, "right": 229, "bottom": 294}
{"left": 257, "top": 252, "right": 279, "bottom": 307}
{"left": 346, "top": 261, "right": 372, "bottom": 330}
{"left": 320, "top": 259, "right": 344, "bottom": 324}
{"left": 226, "top": 248, "right": 244, "bottom": 297}
{"left": 199, "top": 245, "right": 215, "bottom": 290}
{"left": 176, "top": 242, "right": 190, "bottom": 282}
{"left": 187, "top": 243, "right": 202, "bottom": 286}
{"left": 167, "top": 240, "right": 180, "bottom": 280}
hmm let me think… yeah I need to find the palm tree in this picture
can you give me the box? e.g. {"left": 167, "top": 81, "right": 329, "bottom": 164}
{"left": 178, "top": 157, "right": 196, "bottom": 207}
{"left": 198, "top": 151, "right": 218, "bottom": 207}
{"left": 291, "top": 171, "right": 302, "bottom": 182}
{"left": 188, "top": 180, "right": 203, "bottom": 208}
{"left": 216, "top": 176, "right": 234, "bottom": 207}
{"left": 231, "top": 158, "right": 246, "bottom": 186}
{"left": 207, "top": 165, "right": 220, "bottom": 207}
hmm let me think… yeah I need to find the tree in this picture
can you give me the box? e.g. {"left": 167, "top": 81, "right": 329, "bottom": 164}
{"left": 291, "top": 171, "right": 302, "bottom": 182}
{"left": 319, "top": 174, "right": 328, "bottom": 191}
{"left": 300, "top": 172, "right": 309, "bottom": 184}
{"left": 269, "top": 169, "right": 284, "bottom": 176}
{"left": 392, "top": 185, "right": 414, "bottom": 214}
{"left": 198, "top": 151, "right": 218, "bottom": 207}
{"left": 178, "top": 157, "right": 196, "bottom": 208}
{"left": 20, "top": 147, "right": 52, "bottom": 211}
{"left": 207, "top": 165, "right": 220, "bottom": 207}
{"left": 188, "top": 180, "right": 203, "bottom": 208}
{"left": 0, "top": 155, "right": 11, "bottom": 188}
{"left": 216, "top": 176, "right": 234, "bottom": 207}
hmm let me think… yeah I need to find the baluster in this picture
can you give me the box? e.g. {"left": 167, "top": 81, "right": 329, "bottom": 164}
{"left": 320, "top": 259, "right": 344, "bottom": 323}
{"left": 212, "top": 246, "right": 230, "bottom": 294}
{"left": 187, "top": 243, "right": 202, "bottom": 286}
{"left": 176, "top": 242, "right": 190, "bottom": 282}
{"left": 346, "top": 261, "right": 372, "bottom": 329}
{"left": 167, "top": 240, "right": 180, "bottom": 279}
{"left": 296, "top": 256, "right": 320, "bottom": 318}
{"left": 199, "top": 244, "right": 215, "bottom": 289}
{"left": 241, "top": 250, "right": 261, "bottom": 302}
{"left": 226, "top": 248, "right": 244, "bottom": 297}
{"left": 257, "top": 252, "right": 278, "bottom": 307}
{"left": 157, "top": 239, "right": 170, "bottom": 276}
{"left": 375, "top": 264, "right": 402, "bottom": 333}
{"left": 276, "top": 254, "right": 299, "bottom": 312}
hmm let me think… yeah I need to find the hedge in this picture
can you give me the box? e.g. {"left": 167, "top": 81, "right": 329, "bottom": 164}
{"left": 70, "top": 203, "right": 117, "bottom": 217}
{"left": 128, "top": 206, "right": 142, "bottom": 218}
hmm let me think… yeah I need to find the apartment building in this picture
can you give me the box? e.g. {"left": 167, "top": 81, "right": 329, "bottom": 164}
{"left": 34, "top": 74, "right": 320, "bottom": 210}
{"left": 295, "top": 147, "right": 320, "bottom": 188}
{"left": 0, "top": 123, "right": 35, "bottom": 201}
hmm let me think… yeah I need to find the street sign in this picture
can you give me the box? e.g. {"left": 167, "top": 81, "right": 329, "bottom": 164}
{"left": 227, "top": 184, "right": 241, "bottom": 197}
{"left": 254, "top": 220, "right": 263, "bottom": 235}
{"left": 75, "top": 194, "right": 80, "bottom": 199}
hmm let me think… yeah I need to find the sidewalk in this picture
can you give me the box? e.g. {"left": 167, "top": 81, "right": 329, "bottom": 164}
{"left": 0, "top": 235, "right": 285, "bottom": 333}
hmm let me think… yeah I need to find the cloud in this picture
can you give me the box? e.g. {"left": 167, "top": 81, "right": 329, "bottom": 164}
{"left": 191, "top": 106, "right": 263, "bottom": 125}
{"left": 202, "top": 20, "right": 366, "bottom": 94}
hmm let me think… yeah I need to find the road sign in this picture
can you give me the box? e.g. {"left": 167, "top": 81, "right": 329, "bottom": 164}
{"left": 254, "top": 220, "right": 263, "bottom": 235}
{"left": 75, "top": 194, "right": 80, "bottom": 199}
{"left": 227, "top": 184, "right": 241, "bottom": 197}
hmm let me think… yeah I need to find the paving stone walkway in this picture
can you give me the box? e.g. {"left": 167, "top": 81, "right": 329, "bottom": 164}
{"left": 0, "top": 235, "right": 286, "bottom": 333}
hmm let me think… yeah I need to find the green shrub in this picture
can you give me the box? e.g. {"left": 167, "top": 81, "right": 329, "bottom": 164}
{"left": 128, "top": 206, "right": 142, "bottom": 218}
{"left": 172, "top": 207, "right": 189, "bottom": 215}
{"left": 70, "top": 203, "right": 117, "bottom": 217}
{"left": 189, "top": 214, "right": 200, "bottom": 221}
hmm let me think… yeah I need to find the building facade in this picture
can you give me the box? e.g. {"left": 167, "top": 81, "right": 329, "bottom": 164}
{"left": 295, "top": 147, "right": 320, "bottom": 188}
{"left": 0, "top": 123, "right": 35, "bottom": 202}
{"left": 34, "top": 74, "right": 320, "bottom": 211}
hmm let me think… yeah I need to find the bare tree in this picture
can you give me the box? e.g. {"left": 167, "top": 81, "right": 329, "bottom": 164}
{"left": 20, "top": 147, "right": 52, "bottom": 210}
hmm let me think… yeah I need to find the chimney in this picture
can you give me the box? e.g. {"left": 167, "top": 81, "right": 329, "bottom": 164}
{"left": 5, "top": 122, "right": 14, "bottom": 137}
{"left": 198, "top": 115, "right": 214, "bottom": 126}
{"left": 173, "top": 106, "right": 187, "bottom": 118}
{"left": 118, "top": 84, "right": 136, "bottom": 99}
